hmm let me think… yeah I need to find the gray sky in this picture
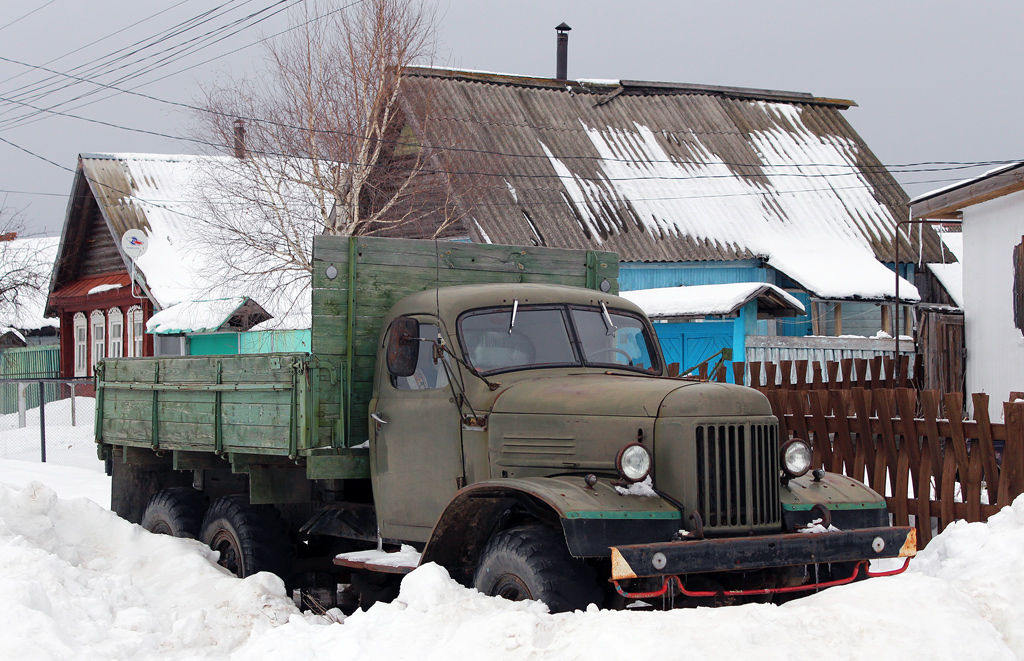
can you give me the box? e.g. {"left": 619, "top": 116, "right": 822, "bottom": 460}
{"left": 2, "top": 0, "right": 1022, "bottom": 237}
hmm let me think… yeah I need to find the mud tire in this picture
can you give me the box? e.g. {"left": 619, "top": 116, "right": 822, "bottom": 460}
{"left": 140, "top": 487, "right": 208, "bottom": 538}
{"left": 199, "top": 495, "right": 292, "bottom": 583}
{"left": 473, "top": 524, "right": 602, "bottom": 613}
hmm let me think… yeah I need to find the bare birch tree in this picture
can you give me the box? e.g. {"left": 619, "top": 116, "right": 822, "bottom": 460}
{"left": 189, "top": 0, "right": 457, "bottom": 302}
{"left": 0, "top": 205, "right": 51, "bottom": 327}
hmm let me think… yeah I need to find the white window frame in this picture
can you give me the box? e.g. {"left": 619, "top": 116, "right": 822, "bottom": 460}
{"left": 91, "top": 310, "right": 105, "bottom": 370}
{"left": 127, "top": 305, "right": 144, "bottom": 357}
{"left": 73, "top": 313, "right": 87, "bottom": 377}
{"left": 108, "top": 307, "right": 124, "bottom": 358}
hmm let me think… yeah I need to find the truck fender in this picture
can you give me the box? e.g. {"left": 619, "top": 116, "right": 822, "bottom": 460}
{"left": 782, "top": 472, "right": 890, "bottom": 531}
{"left": 421, "top": 476, "right": 682, "bottom": 583}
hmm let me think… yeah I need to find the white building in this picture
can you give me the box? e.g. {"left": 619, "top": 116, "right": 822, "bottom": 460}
{"left": 911, "top": 164, "right": 1024, "bottom": 418}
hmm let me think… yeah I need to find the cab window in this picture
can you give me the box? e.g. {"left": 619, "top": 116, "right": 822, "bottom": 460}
{"left": 570, "top": 307, "right": 658, "bottom": 372}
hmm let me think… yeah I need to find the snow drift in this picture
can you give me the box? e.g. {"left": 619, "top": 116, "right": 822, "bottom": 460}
{"left": 1, "top": 469, "right": 1023, "bottom": 660}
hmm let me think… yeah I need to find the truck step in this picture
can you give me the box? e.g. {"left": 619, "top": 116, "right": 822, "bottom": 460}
{"left": 334, "top": 546, "right": 422, "bottom": 575}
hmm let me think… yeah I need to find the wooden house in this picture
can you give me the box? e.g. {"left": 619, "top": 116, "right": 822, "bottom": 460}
{"left": 45, "top": 154, "right": 311, "bottom": 378}
{"left": 911, "top": 163, "right": 1024, "bottom": 416}
{"left": 360, "top": 67, "right": 954, "bottom": 375}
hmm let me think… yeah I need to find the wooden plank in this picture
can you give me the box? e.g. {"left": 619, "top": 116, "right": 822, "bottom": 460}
{"left": 874, "top": 393, "right": 907, "bottom": 525}
{"left": 806, "top": 390, "right": 833, "bottom": 471}
{"left": 765, "top": 362, "right": 777, "bottom": 389}
{"left": 749, "top": 361, "right": 762, "bottom": 389}
{"left": 939, "top": 446, "right": 957, "bottom": 532}
{"left": 779, "top": 360, "right": 792, "bottom": 389}
{"left": 827, "top": 361, "right": 840, "bottom": 388}
{"left": 830, "top": 390, "right": 862, "bottom": 481}
{"left": 1001, "top": 401, "right": 1024, "bottom": 505}
{"left": 919, "top": 391, "right": 945, "bottom": 482}
{"left": 916, "top": 441, "right": 934, "bottom": 547}
{"left": 732, "top": 361, "right": 745, "bottom": 386}
{"left": 972, "top": 393, "right": 1000, "bottom": 505}
{"left": 794, "top": 360, "right": 807, "bottom": 389}
{"left": 895, "top": 389, "right": 923, "bottom": 503}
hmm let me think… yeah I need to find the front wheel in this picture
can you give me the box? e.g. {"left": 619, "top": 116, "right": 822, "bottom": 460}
{"left": 473, "top": 524, "right": 602, "bottom": 613}
{"left": 199, "top": 495, "right": 292, "bottom": 583}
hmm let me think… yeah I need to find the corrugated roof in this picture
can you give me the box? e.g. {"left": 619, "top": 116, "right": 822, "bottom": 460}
{"left": 397, "top": 68, "right": 948, "bottom": 300}
{"left": 48, "top": 154, "right": 315, "bottom": 329}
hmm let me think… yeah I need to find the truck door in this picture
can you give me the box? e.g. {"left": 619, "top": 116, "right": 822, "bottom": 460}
{"left": 370, "top": 316, "right": 464, "bottom": 543}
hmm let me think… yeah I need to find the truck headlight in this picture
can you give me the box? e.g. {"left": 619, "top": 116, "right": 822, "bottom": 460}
{"left": 616, "top": 443, "right": 652, "bottom": 483}
{"left": 780, "top": 439, "right": 812, "bottom": 479}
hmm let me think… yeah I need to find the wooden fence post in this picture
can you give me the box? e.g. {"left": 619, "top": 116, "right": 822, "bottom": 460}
{"left": 972, "top": 393, "right": 1000, "bottom": 505}
{"left": 1002, "top": 401, "right": 1024, "bottom": 504}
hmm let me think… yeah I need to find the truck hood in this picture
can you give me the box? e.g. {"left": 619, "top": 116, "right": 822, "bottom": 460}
{"left": 491, "top": 374, "right": 772, "bottom": 418}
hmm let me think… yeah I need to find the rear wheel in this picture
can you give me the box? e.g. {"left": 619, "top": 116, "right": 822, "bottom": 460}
{"left": 473, "top": 524, "right": 602, "bottom": 613}
{"left": 199, "top": 495, "right": 292, "bottom": 582}
{"left": 140, "top": 487, "right": 208, "bottom": 538}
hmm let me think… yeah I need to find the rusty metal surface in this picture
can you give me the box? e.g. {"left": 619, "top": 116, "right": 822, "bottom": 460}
{"left": 333, "top": 556, "right": 416, "bottom": 575}
{"left": 610, "top": 526, "right": 916, "bottom": 579}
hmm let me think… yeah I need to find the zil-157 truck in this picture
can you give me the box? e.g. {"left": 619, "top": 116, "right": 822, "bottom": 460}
{"left": 96, "top": 235, "right": 915, "bottom": 612}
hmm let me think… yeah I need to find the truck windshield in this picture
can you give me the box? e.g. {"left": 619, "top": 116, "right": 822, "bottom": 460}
{"left": 458, "top": 304, "right": 659, "bottom": 375}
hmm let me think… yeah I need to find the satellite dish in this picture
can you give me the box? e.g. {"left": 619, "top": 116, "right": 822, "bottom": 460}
{"left": 121, "top": 230, "right": 148, "bottom": 259}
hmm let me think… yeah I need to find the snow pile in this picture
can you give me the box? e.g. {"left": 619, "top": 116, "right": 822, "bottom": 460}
{"left": 147, "top": 297, "right": 250, "bottom": 334}
{"left": 0, "top": 480, "right": 302, "bottom": 659}
{"left": 911, "top": 496, "right": 1024, "bottom": 657}
{"left": 1, "top": 457, "right": 1023, "bottom": 659}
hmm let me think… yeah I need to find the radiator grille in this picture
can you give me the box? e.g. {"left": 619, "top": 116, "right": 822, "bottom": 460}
{"left": 695, "top": 423, "right": 780, "bottom": 530}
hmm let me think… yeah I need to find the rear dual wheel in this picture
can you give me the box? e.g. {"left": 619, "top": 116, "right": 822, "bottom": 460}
{"left": 140, "top": 487, "right": 208, "bottom": 538}
{"left": 199, "top": 495, "right": 292, "bottom": 581}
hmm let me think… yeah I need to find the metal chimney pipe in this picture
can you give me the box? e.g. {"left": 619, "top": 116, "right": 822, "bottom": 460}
{"left": 233, "top": 118, "right": 246, "bottom": 159}
{"left": 556, "top": 23, "right": 571, "bottom": 80}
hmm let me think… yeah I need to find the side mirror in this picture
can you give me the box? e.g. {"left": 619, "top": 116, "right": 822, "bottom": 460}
{"left": 386, "top": 317, "right": 420, "bottom": 377}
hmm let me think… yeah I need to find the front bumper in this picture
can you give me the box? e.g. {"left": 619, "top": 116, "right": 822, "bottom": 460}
{"left": 611, "top": 526, "right": 917, "bottom": 580}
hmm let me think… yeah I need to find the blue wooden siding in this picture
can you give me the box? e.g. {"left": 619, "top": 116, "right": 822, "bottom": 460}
{"left": 619, "top": 261, "right": 769, "bottom": 291}
{"left": 187, "top": 329, "right": 312, "bottom": 356}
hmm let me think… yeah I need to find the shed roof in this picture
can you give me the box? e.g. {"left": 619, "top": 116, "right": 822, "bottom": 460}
{"left": 910, "top": 161, "right": 1024, "bottom": 220}
{"left": 397, "top": 68, "right": 947, "bottom": 301}
{"left": 621, "top": 282, "right": 806, "bottom": 319}
{"left": 146, "top": 297, "right": 271, "bottom": 335}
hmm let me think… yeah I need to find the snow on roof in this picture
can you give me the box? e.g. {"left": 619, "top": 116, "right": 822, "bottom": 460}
{"left": 0, "top": 327, "right": 26, "bottom": 343}
{"left": 146, "top": 297, "right": 269, "bottom": 335}
{"left": 1, "top": 236, "right": 59, "bottom": 330}
{"left": 927, "top": 229, "right": 964, "bottom": 307}
{"left": 911, "top": 161, "right": 1024, "bottom": 204}
{"left": 621, "top": 282, "right": 805, "bottom": 318}
{"left": 80, "top": 153, "right": 316, "bottom": 329}
{"left": 542, "top": 111, "right": 920, "bottom": 301}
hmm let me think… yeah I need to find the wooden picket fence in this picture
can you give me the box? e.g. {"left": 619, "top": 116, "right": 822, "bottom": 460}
{"left": 677, "top": 356, "right": 919, "bottom": 392}
{"left": 757, "top": 387, "right": 1024, "bottom": 548}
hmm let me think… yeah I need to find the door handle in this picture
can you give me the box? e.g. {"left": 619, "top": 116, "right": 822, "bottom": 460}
{"left": 371, "top": 412, "right": 388, "bottom": 425}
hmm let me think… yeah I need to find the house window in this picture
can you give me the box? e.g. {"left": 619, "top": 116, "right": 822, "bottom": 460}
{"left": 73, "top": 313, "right": 87, "bottom": 377}
{"left": 91, "top": 310, "right": 105, "bottom": 370}
{"left": 1015, "top": 238, "right": 1024, "bottom": 336}
{"left": 108, "top": 308, "right": 124, "bottom": 358}
{"left": 127, "top": 305, "right": 144, "bottom": 357}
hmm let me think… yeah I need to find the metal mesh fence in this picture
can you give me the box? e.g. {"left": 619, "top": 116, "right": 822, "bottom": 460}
{"left": 0, "top": 379, "right": 103, "bottom": 472}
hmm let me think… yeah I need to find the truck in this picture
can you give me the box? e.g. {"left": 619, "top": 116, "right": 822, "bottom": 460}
{"left": 96, "top": 235, "right": 916, "bottom": 612}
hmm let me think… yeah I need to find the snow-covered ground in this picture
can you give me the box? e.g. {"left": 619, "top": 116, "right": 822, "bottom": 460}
{"left": 2, "top": 457, "right": 1023, "bottom": 659}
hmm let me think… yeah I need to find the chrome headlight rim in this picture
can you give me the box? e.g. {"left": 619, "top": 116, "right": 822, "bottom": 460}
{"left": 780, "top": 438, "right": 812, "bottom": 479}
{"left": 616, "top": 442, "right": 652, "bottom": 483}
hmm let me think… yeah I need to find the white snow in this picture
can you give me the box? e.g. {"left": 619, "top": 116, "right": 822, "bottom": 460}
{"left": 928, "top": 228, "right": 964, "bottom": 307}
{"left": 613, "top": 477, "right": 659, "bottom": 497}
{"left": 147, "top": 297, "right": 250, "bottom": 334}
{"left": 540, "top": 112, "right": 920, "bottom": 302}
{"left": 2, "top": 452, "right": 1024, "bottom": 658}
{"left": 621, "top": 282, "right": 805, "bottom": 318}
{"left": 336, "top": 545, "right": 422, "bottom": 569}
{"left": 87, "top": 283, "right": 123, "bottom": 296}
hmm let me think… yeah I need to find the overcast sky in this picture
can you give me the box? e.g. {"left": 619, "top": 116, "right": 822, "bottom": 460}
{"left": 2, "top": 0, "right": 1022, "bottom": 237}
